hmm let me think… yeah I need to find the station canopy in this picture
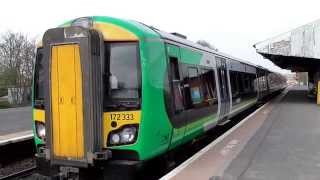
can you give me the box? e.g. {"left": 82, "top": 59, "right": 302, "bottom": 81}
{"left": 254, "top": 19, "right": 320, "bottom": 72}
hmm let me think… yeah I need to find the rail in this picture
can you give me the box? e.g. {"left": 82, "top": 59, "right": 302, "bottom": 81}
{"left": 0, "top": 166, "right": 36, "bottom": 180}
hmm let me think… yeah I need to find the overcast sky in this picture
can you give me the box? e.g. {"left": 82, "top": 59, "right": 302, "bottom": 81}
{"left": 1, "top": 0, "right": 319, "bottom": 73}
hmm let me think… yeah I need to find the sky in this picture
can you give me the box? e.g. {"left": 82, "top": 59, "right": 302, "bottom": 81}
{"left": 1, "top": 0, "right": 319, "bottom": 73}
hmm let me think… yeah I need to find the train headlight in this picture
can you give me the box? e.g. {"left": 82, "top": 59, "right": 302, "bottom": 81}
{"left": 108, "top": 125, "right": 138, "bottom": 146}
{"left": 120, "top": 127, "right": 137, "bottom": 143}
{"left": 110, "top": 134, "right": 120, "bottom": 144}
{"left": 35, "top": 121, "right": 46, "bottom": 141}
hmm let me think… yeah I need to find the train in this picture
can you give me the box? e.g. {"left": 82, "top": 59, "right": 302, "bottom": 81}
{"left": 32, "top": 16, "right": 287, "bottom": 178}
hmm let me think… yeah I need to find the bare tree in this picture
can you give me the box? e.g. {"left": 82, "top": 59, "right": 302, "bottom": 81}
{"left": 196, "top": 40, "right": 218, "bottom": 51}
{"left": 0, "top": 31, "right": 35, "bottom": 104}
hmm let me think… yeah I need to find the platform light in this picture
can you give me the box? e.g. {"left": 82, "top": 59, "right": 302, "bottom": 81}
{"left": 108, "top": 125, "right": 138, "bottom": 146}
{"left": 35, "top": 121, "right": 46, "bottom": 141}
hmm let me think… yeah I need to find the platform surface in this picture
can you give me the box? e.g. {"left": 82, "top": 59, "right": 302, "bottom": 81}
{"left": 0, "top": 107, "right": 32, "bottom": 136}
{"left": 163, "top": 86, "right": 320, "bottom": 180}
{"left": 225, "top": 85, "right": 320, "bottom": 180}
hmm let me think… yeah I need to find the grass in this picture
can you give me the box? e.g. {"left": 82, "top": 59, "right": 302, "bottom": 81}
{"left": 0, "top": 100, "right": 11, "bottom": 109}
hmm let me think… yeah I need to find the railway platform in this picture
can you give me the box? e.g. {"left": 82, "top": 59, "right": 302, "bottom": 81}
{"left": 162, "top": 85, "right": 320, "bottom": 180}
{"left": 0, "top": 107, "right": 33, "bottom": 146}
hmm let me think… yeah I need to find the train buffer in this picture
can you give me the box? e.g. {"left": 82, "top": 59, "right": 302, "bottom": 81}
{"left": 162, "top": 85, "right": 320, "bottom": 180}
{"left": 0, "top": 107, "right": 33, "bottom": 146}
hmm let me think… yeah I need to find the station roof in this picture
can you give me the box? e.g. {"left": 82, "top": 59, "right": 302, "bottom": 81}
{"left": 254, "top": 19, "right": 320, "bottom": 72}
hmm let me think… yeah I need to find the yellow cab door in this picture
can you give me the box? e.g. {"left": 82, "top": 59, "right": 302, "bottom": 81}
{"left": 51, "top": 44, "right": 84, "bottom": 160}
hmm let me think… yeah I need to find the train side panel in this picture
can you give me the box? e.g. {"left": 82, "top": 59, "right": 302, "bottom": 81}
{"left": 164, "top": 43, "right": 220, "bottom": 150}
{"left": 227, "top": 60, "right": 258, "bottom": 118}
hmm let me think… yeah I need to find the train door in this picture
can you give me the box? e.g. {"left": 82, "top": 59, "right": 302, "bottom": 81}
{"left": 165, "top": 44, "right": 186, "bottom": 149}
{"left": 257, "top": 69, "right": 266, "bottom": 99}
{"left": 51, "top": 44, "right": 85, "bottom": 159}
{"left": 256, "top": 69, "right": 262, "bottom": 99}
{"left": 216, "top": 57, "right": 231, "bottom": 121}
{"left": 43, "top": 27, "right": 104, "bottom": 166}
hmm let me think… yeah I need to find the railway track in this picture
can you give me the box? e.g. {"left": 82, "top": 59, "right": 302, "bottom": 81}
{"left": 0, "top": 104, "right": 262, "bottom": 180}
{"left": 0, "top": 98, "right": 277, "bottom": 180}
{"left": 0, "top": 166, "right": 36, "bottom": 180}
{"left": 0, "top": 139, "right": 35, "bottom": 180}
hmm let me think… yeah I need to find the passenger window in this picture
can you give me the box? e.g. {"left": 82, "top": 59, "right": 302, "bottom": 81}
{"left": 169, "top": 57, "right": 184, "bottom": 113}
{"left": 187, "top": 67, "right": 202, "bottom": 105}
{"left": 164, "top": 55, "right": 219, "bottom": 128}
{"left": 230, "top": 71, "right": 239, "bottom": 97}
{"left": 170, "top": 58, "right": 180, "bottom": 80}
{"left": 188, "top": 67, "right": 198, "bottom": 78}
{"left": 183, "top": 66, "right": 218, "bottom": 109}
{"left": 230, "top": 71, "right": 241, "bottom": 105}
{"left": 200, "top": 68, "right": 218, "bottom": 105}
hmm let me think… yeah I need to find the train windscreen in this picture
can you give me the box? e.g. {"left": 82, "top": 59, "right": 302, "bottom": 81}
{"left": 34, "top": 48, "right": 45, "bottom": 109}
{"left": 104, "top": 42, "right": 141, "bottom": 111}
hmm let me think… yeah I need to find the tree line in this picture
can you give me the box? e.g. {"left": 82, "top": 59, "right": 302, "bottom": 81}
{"left": 0, "top": 31, "right": 35, "bottom": 105}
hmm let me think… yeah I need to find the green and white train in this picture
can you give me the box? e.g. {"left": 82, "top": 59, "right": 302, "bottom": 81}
{"left": 32, "top": 16, "right": 286, "bottom": 176}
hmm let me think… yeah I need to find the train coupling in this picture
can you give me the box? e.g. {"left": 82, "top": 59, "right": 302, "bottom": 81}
{"left": 93, "top": 150, "right": 112, "bottom": 160}
{"left": 59, "top": 166, "right": 79, "bottom": 180}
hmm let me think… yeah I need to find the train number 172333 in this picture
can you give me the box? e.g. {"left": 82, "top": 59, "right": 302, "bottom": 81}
{"left": 110, "top": 113, "right": 134, "bottom": 121}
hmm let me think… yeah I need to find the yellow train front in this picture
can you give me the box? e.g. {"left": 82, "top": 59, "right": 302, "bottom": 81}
{"left": 33, "top": 17, "right": 150, "bottom": 178}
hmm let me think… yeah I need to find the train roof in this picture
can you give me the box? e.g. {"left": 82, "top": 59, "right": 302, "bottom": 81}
{"left": 40, "top": 16, "right": 280, "bottom": 74}
{"left": 147, "top": 25, "right": 259, "bottom": 68}
{"left": 142, "top": 25, "right": 283, "bottom": 74}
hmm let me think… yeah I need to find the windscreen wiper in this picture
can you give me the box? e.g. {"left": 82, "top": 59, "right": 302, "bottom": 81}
{"left": 34, "top": 99, "right": 45, "bottom": 108}
{"left": 105, "top": 101, "right": 140, "bottom": 109}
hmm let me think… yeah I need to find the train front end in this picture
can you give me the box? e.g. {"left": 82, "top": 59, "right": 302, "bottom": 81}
{"left": 32, "top": 17, "right": 144, "bottom": 170}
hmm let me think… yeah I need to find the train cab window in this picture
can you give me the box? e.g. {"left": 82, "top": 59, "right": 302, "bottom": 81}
{"left": 34, "top": 48, "right": 45, "bottom": 109}
{"left": 104, "top": 42, "right": 141, "bottom": 110}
